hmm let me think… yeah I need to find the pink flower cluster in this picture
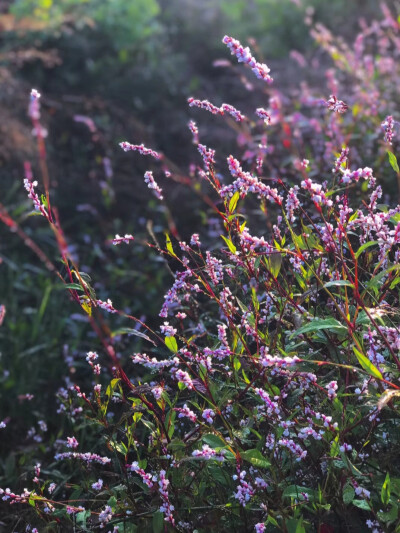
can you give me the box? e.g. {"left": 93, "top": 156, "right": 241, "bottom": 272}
{"left": 96, "top": 298, "right": 117, "bottom": 313}
{"left": 158, "top": 470, "right": 175, "bottom": 525}
{"left": 255, "top": 108, "right": 271, "bottom": 125}
{"left": 119, "top": 141, "right": 162, "bottom": 160}
{"left": 326, "top": 94, "right": 348, "bottom": 113}
{"left": 23, "top": 179, "right": 48, "bottom": 217}
{"left": 381, "top": 115, "right": 395, "bottom": 144}
{"left": 54, "top": 452, "right": 111, "bottom": 464}
{"left": 192, "top": 444, "right": 225, "bottom": 461}
{"left": 222, "top": 36, "right": 273, "bottom": 83}
{"left": 233, "top": 470, "right": 255, "bottom": 505}
{"left": 144, "top": 170, "right": 163, "bottom": 200}
{"left": 127, "top": 461, "right": 155, "bottom": 488}
{"left": 220, "top": 156, "right": 283, "bottom": 204}
{"left": 132, "top": 353, "right": 176, "bottom": 370}
{"left": 112, "top": 234, "right": 134, "bottom": 245}
{"left": 174, "top": 404, "right": 197, "bottom": 422}
{"left": 301, "top": 178, "right": 333, "bottom": 207}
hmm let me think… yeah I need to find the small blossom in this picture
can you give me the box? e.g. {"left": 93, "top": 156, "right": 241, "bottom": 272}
{"left": 382, "top": 115, "right": 395, "bottom": 144}
{"left": 223, "top": 36, "right": 273, "bottom": 83}
{"left": 66, "top": 436, "right": 79, "bottom": 449}
{"left": 119, "top": 141, "right": 162, "bottom": 160}
{"left": 144, "top": 170, "right": 163, "bottom": 200}
{"left": 92, "top": 479, "right": 104, "bottom": 491}
{"left": 326, "top": 95, "right": 348, "bottom": 113}
{"left": 190, "top": 233, "right": 201, "bottom": 246}
{"left": 160, "top": 322, "right": 177, "bottom": 337}
{"left": 255, "top": 108, "right": 271, "bottom": 125}
{"left": 96, "top": 299, "right": 117, "bottom": 313}
{"left": 202, "top": 409, "right": 215, "bottom": 424}
{"left": 112, "top": 234, "right": 134, "bottom": 245}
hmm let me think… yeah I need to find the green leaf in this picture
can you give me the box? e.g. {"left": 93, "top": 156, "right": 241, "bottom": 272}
{"left": 221, "top": 235, "right": 237, "bottom": 253}
{"left": 382, "top": 472, "right": 391, "bottom": 506}
{"left": 112, "top": 328, "right": 155, "bottom": 344}
{"left": 202, "top": 434, "right": 226, "bottom": 449}
{"left": 241, "top": 449, "right": 270, "bottom": 469}
{"left": 290, "top": 318, "right": 347, "bottom": 338}
{"left": 152, "top": 511, "right": 164, "bottom": 533}
{"left": 323, "top": 280, "right": 355, "bottom": 289}
{"left": 165, "top": 336, "right": 178, "bottom": 353}
{"left": 165, "top": 232, "right": 177, "bottom": 258}
{"left": 354, "top": 241, "right": 378, "bottom": 259}
{"left": 343, "top": 484, "right": 355, "bottom": 505}
{"left": 228, "top": 191, "right": 240, "bottom": 213}
{"left": 64, "top": 283, "right": 84, "bottom": 291}
{"left": 283, "top": 485, "right": 316, "bottom": 500}
{"left": 353, "top": 347, "right": 383, "bottom": 379}
{"left": 269, "top": 253, "right": 282, "bottom": 278}
{"left": 286, "top": 518, "right": 306, "bottom": 533}
{"left": 330, "top": 435, "right": 340, "bottom": 457}
{"left": 352, "top": 499, "right": 371, "bottom": 511}
{"left": 378, "top": 504, "right": 399, "bottom": 524}
{"left": 388, "top": 151, "right": 400, "bottom": 173}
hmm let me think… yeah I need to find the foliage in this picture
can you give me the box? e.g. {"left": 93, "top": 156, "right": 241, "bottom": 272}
{"left": 2, "top": 3, "right": 400, "bottom": 533}
{"left": 2, "top": 20, "right": 400, "bottom": 532}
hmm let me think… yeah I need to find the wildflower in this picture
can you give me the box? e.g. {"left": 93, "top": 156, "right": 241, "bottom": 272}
{"left": 326, "top": 95, "right": 348, "bottom": 113}
{"left": 223, "top": 36, "right": 273, "bottom": 83}
{"left": 96, "top": 299, "right": 117, "bottom": 313}
{"left": 188, "top": 120, "right": 199, "bottom": 144}
{"left": 234, "top": 470, "right": 255, "bottom": 505}
{"left": 326, "top": 381, "right": 338, "bottom": 400}
{"left": 172, "top": 368, "right": 195, "bottom": 389}
{"left": 198, "top": 143, "right": 216, "bottom": 168}
{"left": 99, "top": 505, "right": 113, "bottom": 528}
{"left": 23, "top": 179, "right": 48, "bottom": 217}
{"left": 192, "top": 444, "right": 225, "bottom": 461}
{"left": 54, "top": 452, "right": 111, "bottom": 465}
{"left": 92, "top": 479, "right": 104, "bottom": 491}
{"left": 112, "top": 234, "right": 134, "bottom": 245}
{"left": 66, "top": 436, "right": 79, "bottom": 449}
{"left": 127, "top": 462, "right": 154, "bottom": 488}
{"left": 202, "top": 409, "right": 215, "bottom": 424}
{"left": 381, "top": 115, "right": 395, "bottom": 144}
{"left": 220, "top": 103, "right": 246, "bottom": 122}
{"left": 132, "top": 353, "right": 175, "bottom": 370}
{"left": 175, "top": 404, "right": 197, "bottom": 422}
{"left": 144, "top": 170, "right": 163, "bottom": 200}
{"left": 190, "top": 233, "right": 201, "bottom": 246}
{"left": 28, "top": 88, "right": 41, "bottom": 120}
{"left": 255, "top": 523, "right": 266, "bottom": 533}
{"left": 151, "top": 386, "right": 164, "bottom": 400}
{"left": 158, "top": 470, "right": 175, "bottom": 525}
{"left": 119, "top": 141, "right": 162, "bottom": 160}
{"left": 160, "top": 322, "right": 177, "bottom": 337}
{"left": 354, "top": 486, "right": 371, "bottom": 499}
{"left": 188, "top": 97, "right": 222, "bottom": 116}
{"left": 255, "top": 108, "right": 271, "bottom": 125}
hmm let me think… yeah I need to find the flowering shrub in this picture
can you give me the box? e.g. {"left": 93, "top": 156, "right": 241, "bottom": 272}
{"left": 2, "top": 30, "right": 400, "bottom": 533}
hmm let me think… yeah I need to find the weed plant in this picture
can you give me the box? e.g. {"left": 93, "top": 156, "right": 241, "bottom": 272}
{"left": 1, "top": 19, "right": 400, "bottom": 533}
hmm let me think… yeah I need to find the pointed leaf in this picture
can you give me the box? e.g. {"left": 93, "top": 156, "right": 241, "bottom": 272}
{"left": 241, "top": 449, "right": 270, "bottom": 468}
{"left": 355, "top": 241, "right": 378, "bottom": 259}
{"left": 165, "top": 336, "right": 178, "bottom": 353}
{"left": 388, "top": 151, "right": 399, "bottom": 173}
{"left": 353, "top": 347, "right": 383, "bottom": 379}
{"left": 290, "top": 318, "right": 347, "bottom": 338}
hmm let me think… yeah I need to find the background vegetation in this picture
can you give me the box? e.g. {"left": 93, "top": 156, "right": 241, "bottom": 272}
{"left": 1, "top": 0, "right": 399, "bottom": 531}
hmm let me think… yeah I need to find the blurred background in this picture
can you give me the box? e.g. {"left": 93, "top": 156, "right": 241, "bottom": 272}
{"left": 0, "top": 0, "right": 392, "bottom": 520}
